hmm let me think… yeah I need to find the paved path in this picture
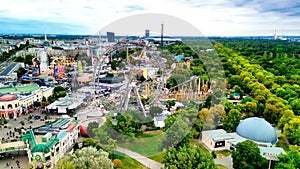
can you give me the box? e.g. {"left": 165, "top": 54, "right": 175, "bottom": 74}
{"left": 214, "top": 155, "right": 233, "bottom": 169}
{"left": 114, "top": 147, "right": 164, "bottom": 169}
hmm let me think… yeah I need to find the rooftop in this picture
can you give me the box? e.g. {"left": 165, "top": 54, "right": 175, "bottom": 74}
{"left": 203, "top": 129, "right": 234, "bottom": 141}
{"left": 0, "top": 62, "right": 19, "bottom": 76}
{"left": 236, "top": 117, "right": 278, "bottom": 144}
{"left": 0, "top": 84, "right": 40, "bottom": 93}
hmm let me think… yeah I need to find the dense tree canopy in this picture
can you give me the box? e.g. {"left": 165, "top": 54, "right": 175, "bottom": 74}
{"left": 232, "top": 140, "right": 268, "bottom": 169}
{"left": 57, "top": 147, "right": 113, "bottom": 169}
{"left": 275, "top": 145, "right": 300, "bottom": 169}
{"left": 163, "top": 146, "right": 216, "bottom": 169}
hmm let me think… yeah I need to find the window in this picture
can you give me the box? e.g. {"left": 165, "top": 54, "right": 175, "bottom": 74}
{"left": 214, "top": 141, "right": 225, "bottom": 148}
{"left": 45, "top": 155, "right": 50, "bottom": 161}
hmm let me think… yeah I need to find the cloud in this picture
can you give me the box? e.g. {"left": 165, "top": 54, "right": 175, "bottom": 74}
{"left": 233, "top": 0, "right": 252, "bottom": 7}
{"left": 0, "top": 0, "right": 299, "bottom": 36}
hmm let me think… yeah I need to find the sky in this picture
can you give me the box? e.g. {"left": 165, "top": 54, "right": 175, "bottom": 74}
{"left": 0, "top": 0, "right": 300, "bottom": 36}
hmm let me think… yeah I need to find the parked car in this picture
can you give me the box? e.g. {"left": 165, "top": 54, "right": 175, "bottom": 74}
{"left": 33, "top": 114, "right": 41, "bottom": 120}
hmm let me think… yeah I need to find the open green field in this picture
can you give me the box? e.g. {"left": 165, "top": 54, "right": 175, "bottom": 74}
{"left": 0, "top": 84, "right": 40, "bottom": 93}
{"left": 117, "top": 130, "right": 165, "bottom": 158}
{"left": 112, "top": 151, "right": 148, "bottom": 169}
{"left": 148, "top": 152, "right": 165, "bottom": 163}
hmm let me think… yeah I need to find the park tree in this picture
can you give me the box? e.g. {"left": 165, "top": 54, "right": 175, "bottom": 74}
{"left": 166, "top": 100, "right": 176, "bottom": 111}
{"left": 290, "top": 98, "right": 300, "bottom": 115}
{"left": 56, "top": 161, "right": 76, "bottom": 169}
{"left": 163, "top": 146, "right": 217, "bottom": 169}
{"left": 57, "top": 147, "right": 113, "bottom": 169}
{"left": 54, "top": 86, "right": 66, "bottom": 93}
{"left": 82, "top": 138, "right": 97, "bottom": 147}
{"left": 278, "top": 110, "right": 295, "bottom": 129}
{"left": 87, "top": 121, "right": 99, "bottom": 138}
{"left": 33, "top": 101, "right": 41, "bottom": 108}
{"left": 283, "top": 117, "right": 300, "bottom": 145}
{"left": 222, "top": 109, "right": 242, "bottom": 132}
{"left": 24, "top": 54, "right": 34, "bottom": 65}
{"left": 222, "top": 99, "right": 234, "bottom": 114}
{"left": 149, "top": 106, "right": 163, "bottom": 118}
{"left": 110, "top": 110, "right": 148, "bottom": 138}
{"left": 16, "top": 67, "right": 27, "bottom": 79}
{"left": 93, "top": 122, "right": 117, "bottom": 152}
{"left": 159, "top": 117, "right": 192, "bottom": 151}
{"left": 232, "top": 140, "right": 268, "bottom": 169}
{"left": 15, "top": 56, "right": 24, "bottom": 62}
{"left": 245, "top": 101, "right": 258, "bottom": 117}
{"left": 202, "top": 104, "right": 225, "bottom": 130}
{"left": 275, "top": 145, "right": 300, "bottom": 169}
{"left": 263, "top": 103, "right": 281, "bottom": 125}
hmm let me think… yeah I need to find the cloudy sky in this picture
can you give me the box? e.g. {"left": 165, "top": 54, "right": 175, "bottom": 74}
{"left": 0, "top": 0, "right": 299, "bottom": 36}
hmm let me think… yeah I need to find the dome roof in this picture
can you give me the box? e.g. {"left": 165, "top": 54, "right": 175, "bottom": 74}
{"left": 0, "top": 94, "right": 17, "bottom": 101}
{"left": 32, "top": 144, "right": 50, "bottom": 153}
{"left": 236, "top": 117, "right": 278, "bottom": 144}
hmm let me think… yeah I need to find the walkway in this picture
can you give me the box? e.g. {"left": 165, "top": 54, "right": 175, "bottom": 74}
{"left": 214, "top": 155, "right": 233, "bottom": 169}
{"left": 114, "top": 147, "right": 164, "bottom": 169}
{"left": 0, "top": 141, "right": 26, "bottom": 153}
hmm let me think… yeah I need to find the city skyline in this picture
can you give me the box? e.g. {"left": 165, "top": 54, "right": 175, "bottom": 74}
{"left": 0, "top": 0, "right": 300, "bottom": 36}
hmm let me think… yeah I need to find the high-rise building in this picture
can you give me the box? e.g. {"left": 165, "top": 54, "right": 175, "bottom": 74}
{"left": 145, "top": 29, "right": 150, "bottom": 38}
{"left": 107, "top": 32, "right": 115, "bottom": 42}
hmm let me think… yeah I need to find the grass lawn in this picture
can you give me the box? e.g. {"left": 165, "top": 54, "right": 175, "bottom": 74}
{"left": 117, "top": 130, "right": 165, "bottom": 158}
{"left": 148, "top": 152, "right": 165, "bottom": 163}
{"left": 276, "top": 136, "right": 290, "bottom": 152}
{"left": 112, "top": 151, "right": 149, "bottom": 169}
{"left": 216, "top": 164, "right": 228, "bottom": 169}
{"left": 216, "top": 150, "right": 231, "bottom": 158}
{"left": 190, "top": 139, "right": 209, "bottom": 153}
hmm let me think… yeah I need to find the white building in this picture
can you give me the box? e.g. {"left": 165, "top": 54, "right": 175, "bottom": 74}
{"left": 201, "top": 117, "right": 286, "bottom": 161}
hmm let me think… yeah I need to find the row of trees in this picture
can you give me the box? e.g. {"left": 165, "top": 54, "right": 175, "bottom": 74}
{"left": 215, "top": 43, "right": 298, "bottom": 129}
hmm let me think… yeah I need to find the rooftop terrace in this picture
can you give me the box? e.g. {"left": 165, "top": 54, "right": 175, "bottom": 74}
{"left": 0, "top": 84, "right": 40, "bottom": 93}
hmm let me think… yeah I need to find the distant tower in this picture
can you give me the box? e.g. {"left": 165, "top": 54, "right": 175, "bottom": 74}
{"left": 145, "top": 29, "right": 150, "bottom": 38}
{"left": 44, "top": 29, "right": 47, "bottom": 41}
{"left": 274, "top": 28, "right": 277, "bottom": 40}
{"left": 160, "top": 22, "right": 164, "bottom": 50}
{"left": 106, "top": 32, "right": 115, "bottom": 42}
{"left": 43, "top": 27, "right": 50, "bottom": 46}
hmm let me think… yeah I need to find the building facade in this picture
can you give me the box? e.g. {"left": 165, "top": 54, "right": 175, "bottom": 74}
{"left": 106, "top": 32, "right": 115, "bottom": 43}
{"left": 0, "top": 84, "right": 53, "bottom": 119}
{"left": 23, "top": 118, "right": 79, "bottom": 169}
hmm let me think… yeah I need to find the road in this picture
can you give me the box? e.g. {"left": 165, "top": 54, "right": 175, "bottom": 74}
{"left": 214, "top": 155, "right": 233, "bottom": 169}
{"left": 114, "top": 147, "right": 164, "bottom": 169}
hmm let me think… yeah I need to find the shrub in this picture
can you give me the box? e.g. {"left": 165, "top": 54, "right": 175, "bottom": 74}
{"left": 113, "top": 159, "right": 122, "bottom": 168}
{"left": 20, "top": 121, "right": 25, "bottom": 126}
{"left": 145, "top": 127, "right": 160, "bottom": 131}
{"left": 211, "top": 150, "right": 217, "bottom": 158}
{"left": 136, "top": 129, "right": 143, "bottom": 135}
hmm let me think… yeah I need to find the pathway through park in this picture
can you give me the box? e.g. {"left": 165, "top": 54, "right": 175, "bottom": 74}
{"left": 114, "top": 147, "right": 164, "bottom": 169}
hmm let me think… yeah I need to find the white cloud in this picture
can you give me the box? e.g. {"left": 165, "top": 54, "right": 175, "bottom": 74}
{"left": 0, "top": 0, "right": 299, "bottom": 35}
